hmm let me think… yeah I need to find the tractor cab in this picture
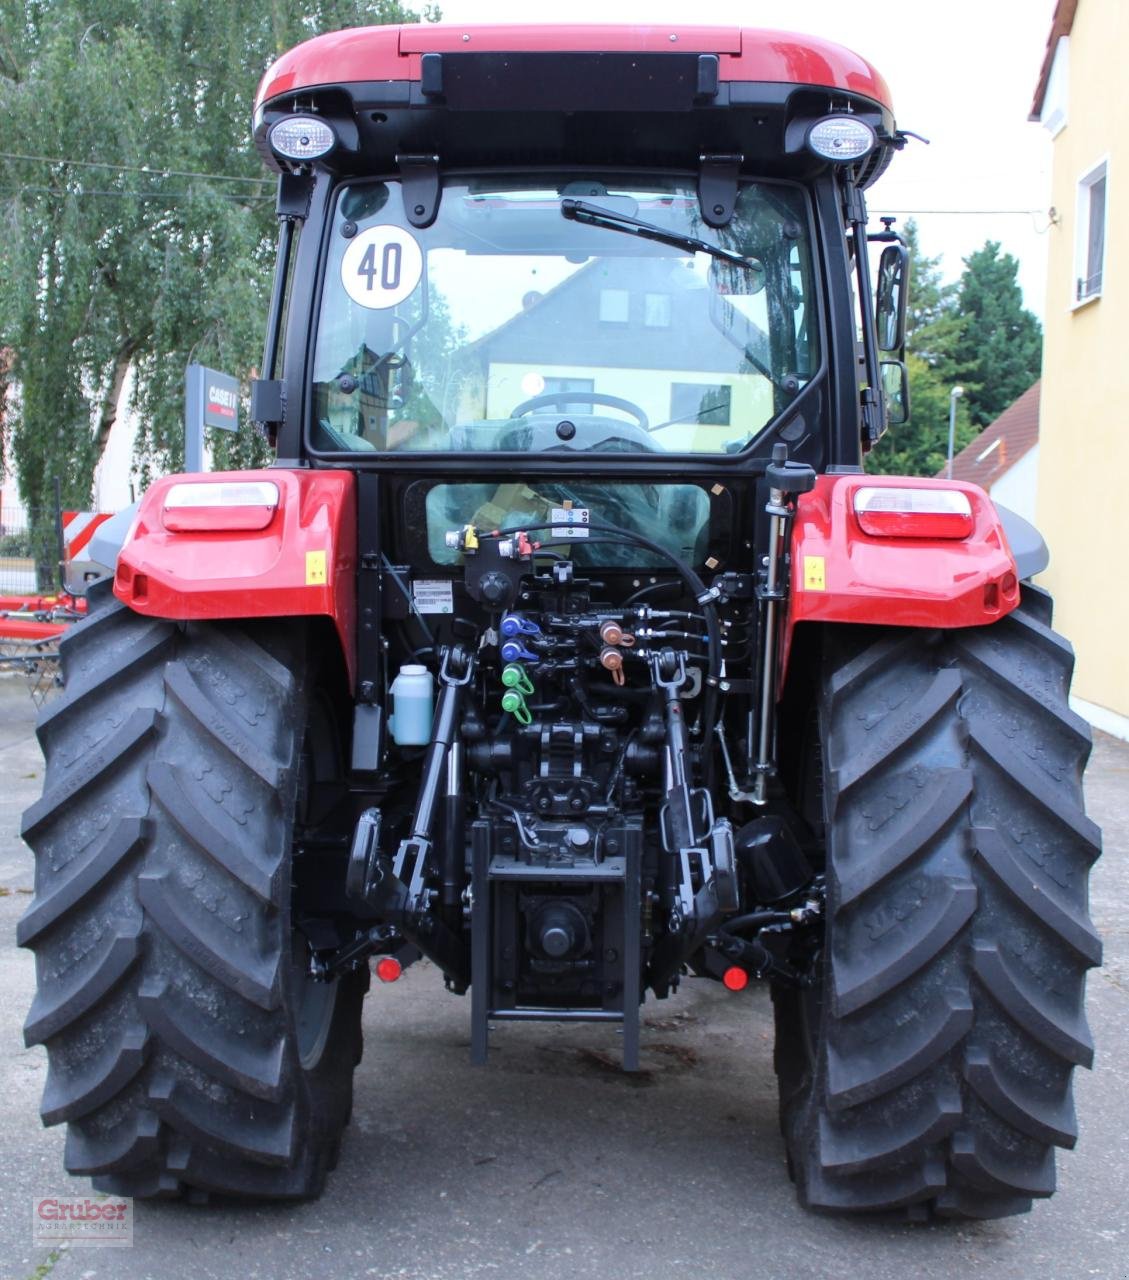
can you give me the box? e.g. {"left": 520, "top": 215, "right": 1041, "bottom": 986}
{"left": 251, "top": 23, "right": 903, "bottom": 476}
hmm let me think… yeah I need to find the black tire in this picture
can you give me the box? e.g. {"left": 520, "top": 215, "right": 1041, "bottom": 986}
{"left": 19, "top": 582, "right": 367, "bottom": 1200}
{"left": 774, "top": 587, "right": 1102, "bottom": 1219}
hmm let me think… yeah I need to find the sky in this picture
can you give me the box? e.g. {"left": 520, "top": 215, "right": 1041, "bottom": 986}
{"left": 405, "top": 0, "right": 1058, "bottom": 316}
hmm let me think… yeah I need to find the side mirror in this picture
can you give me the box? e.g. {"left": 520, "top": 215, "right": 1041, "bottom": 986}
{"left": 875, "top": 244, "right": 909, "bottom": 353}
{"left": 881, "top": 359, "right": 910, "bottom": 426}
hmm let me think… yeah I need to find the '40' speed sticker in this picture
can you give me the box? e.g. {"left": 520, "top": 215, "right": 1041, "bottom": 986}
{"left": 340, "top": 225, "right": 423, "bottom": 309}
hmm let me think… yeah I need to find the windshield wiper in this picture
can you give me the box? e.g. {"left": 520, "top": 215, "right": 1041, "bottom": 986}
{"left": 560, "top": 198, "right": 761, "bottom": 271}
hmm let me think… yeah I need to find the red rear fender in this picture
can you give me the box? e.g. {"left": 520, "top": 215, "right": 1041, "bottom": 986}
{"left": 114, "top": 469, "right": 357, "bottom": 682}
{"left": 783, "top": 474, "right": 1019, "bottom": 675}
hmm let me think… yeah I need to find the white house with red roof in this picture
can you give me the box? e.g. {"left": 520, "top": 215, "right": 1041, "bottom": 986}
{"left": 942, "top": 381, "right": 1040, "bottom": 526}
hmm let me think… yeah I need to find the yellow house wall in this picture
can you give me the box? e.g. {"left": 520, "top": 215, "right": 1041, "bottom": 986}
{"left": 1036, "top": 0, "right": 1129, "bottom": 719}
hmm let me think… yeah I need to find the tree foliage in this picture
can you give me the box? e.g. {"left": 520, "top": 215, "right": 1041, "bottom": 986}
{"left": 867, "top": 221, "right": 1039, "bottom": 477}
{"left": 951, "top": 240, "right": 1043, "bottom": 427}
{"left": 902, "top": 219, "right": 961, "bottom": 373}
{"left": 0, "top": 0, "right": 426, "bottom": 515}
{"left": 866, "top": 221, "right": 969, "bottom": 476}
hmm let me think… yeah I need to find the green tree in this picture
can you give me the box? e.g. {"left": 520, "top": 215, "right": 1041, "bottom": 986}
{"left": 0, "top": 0, "right": 426, "bottom": 573}
{"left": 866, "top": 220, "right": 972, "bottom": 476}
{"left": 951, "top": 240, "right": 1042, "bottom": 427}
{"left": 866, "top": 354, "right": 976, "bottom": 477}
{"left": 902, "top": 219, "right": 961, "bottom": 377}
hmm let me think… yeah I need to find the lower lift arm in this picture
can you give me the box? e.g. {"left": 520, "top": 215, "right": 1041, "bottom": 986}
{"left": 345, "top": 644, "right": 475, "bottom": 989}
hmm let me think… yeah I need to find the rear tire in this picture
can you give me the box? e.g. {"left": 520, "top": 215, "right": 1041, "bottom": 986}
{"left": 774, "top": 587, "right": 1102, "bottom": 1219}
{"left": 19, "top": 583, "right": 366, "bottom": 1200}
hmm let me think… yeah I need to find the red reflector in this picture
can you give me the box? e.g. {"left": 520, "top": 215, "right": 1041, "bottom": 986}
{"left": 723, "top": 966, "right": 749, "bottom": 992}
{"left": 852, "top": 485, "right": 974, "bottom": 540}
{"left": 855, "top": 509, "right": 974, "bottom": 539}
{"left": 162, "top": 505, "right": 276, "bottom": 532}
{"left": 375, "top": 956, "right": 402, "bottom": 983}
{"left": 161, "top": 479, "right": 279, "bottom": 532}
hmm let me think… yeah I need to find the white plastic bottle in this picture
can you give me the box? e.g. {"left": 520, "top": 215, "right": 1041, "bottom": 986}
{"left": 388, "top": 664, "right": 434, "bottom": 746}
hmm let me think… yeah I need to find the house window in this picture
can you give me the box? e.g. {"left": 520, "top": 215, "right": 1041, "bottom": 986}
{"left": 1075, "top": 161, "right": 1108, "bottom": 304}
{"left": 599, "top": 289, "right": 630, "bottom": 323}
{"left": 644, "top": 293, "right": 671, "bottom": 327}
{"left": 542, "top": 376, "right": 595, "bottom": 413}
{"left": 670, "top": 382, "right": 732, "bottom": 427}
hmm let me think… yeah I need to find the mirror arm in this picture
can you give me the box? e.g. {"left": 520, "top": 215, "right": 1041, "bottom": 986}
{"left": 840, "top": 172, "right": 885, "bottom": 446}
{"left": 867, "top": 215, "right": 907, "bottom": 246}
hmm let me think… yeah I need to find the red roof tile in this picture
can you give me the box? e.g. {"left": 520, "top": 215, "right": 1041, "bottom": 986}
{"left": 942, "top": 381, "right": 1040, "bottom": 488}
{"left": 1030, "top": 0, "right": 1078, "bottom": 120}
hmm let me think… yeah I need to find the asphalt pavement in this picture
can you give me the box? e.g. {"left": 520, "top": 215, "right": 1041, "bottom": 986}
{"left": 1, "top": 671, "right": 1127, "bottom": 1280}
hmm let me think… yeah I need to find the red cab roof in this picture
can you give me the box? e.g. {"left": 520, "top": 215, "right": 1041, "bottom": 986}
{"left": 255, "top": 23, "right": 892, "bottom": 114}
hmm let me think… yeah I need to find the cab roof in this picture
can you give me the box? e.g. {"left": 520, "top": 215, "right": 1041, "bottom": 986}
{"left": 255, "top": 23, "right": 892, "bottom": 115}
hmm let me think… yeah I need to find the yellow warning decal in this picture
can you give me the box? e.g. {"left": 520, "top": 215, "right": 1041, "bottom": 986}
{"left": 803, "top": 555, "right": 826, "bottom": 591}
{"left": 305, "top": 550, "right": 328, "bottom": 586}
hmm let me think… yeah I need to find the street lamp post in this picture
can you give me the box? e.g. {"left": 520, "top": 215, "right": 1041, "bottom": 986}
{"left": 947, "top": 386, "right": 965, "bottom": 479}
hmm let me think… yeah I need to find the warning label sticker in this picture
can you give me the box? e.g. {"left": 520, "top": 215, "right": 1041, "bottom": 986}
{"left": 803, "top": 555, "right": 826, "bottom": 591}
{"left": 550, "top": 507, "right": 590, "bottom": 538}
{"left": 412, "top": 579, "right": 454, "bottom": 615}
{"left": 305, "top": 550, "right": 327, "bottom": 586}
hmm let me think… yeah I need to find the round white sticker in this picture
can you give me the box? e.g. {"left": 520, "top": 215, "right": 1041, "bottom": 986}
{"left": 340, "top": 225, "right": 423, "bottom": 310}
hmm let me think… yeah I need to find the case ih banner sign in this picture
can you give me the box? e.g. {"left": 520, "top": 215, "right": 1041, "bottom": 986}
{"left": 184, "top": 363, "right": 240, "bottom": 473}
{"left": 197, "top": 365, "right": 239, "bottom": 431}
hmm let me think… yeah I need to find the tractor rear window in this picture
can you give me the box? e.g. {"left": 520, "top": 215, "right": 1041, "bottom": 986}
{"left": 424, "top": 481, "right": 712, "bottom": 568}
{"left": 311, "top": 175, "right": 819, "bottom": 456}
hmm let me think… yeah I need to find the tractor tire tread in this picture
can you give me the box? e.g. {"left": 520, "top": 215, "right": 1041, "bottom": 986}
{"left": 776, "top": 591, "right": 1100, "bottom": 1220}
{"left": 20, "top": 594, "right": 365, "bottom": 1201}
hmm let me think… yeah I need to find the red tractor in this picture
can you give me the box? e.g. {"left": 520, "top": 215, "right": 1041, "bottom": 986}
{"left": 21, "top": 24, "right": 1100, "bottom": 1219}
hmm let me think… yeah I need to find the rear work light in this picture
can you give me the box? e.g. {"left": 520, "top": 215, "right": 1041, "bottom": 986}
{"left": 269, "top": 115, "right": 336, "bottom": 161}
{"left": 162, "top": 480, "right": 280, "bottom": 532}
{"left": 807, "top": 116, "right": 876, "bottom": 163}
{"left": 853, "top": 486, "right": 974, "bottom": 539}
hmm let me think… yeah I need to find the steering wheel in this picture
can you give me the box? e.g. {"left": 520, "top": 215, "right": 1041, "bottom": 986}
{"left": 509, "top": 390, "right": 650, "bottom": 431}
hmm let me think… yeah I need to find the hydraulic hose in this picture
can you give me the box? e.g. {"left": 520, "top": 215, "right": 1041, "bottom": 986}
{"left": 719, "top": 909, "right": 793, "bottom": 935}
{"left": 484, "top": 521, "right": 723, "bottom": 751}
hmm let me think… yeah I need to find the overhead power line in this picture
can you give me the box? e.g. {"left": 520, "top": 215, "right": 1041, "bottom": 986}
{"left": 0, "top": 163, "right": 1042, "bottom": 217}
{"left": 0, "top": 150, "right": 272, "bottom": 186}
{"left": 878, "top": 208, "right": 1042, "bottom": 216}
{"left": 0, "top": 183, "right": 271, "bottom": 204}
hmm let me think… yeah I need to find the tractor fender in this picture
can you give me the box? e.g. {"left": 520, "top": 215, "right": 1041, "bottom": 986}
{"left": 81, "top": 503, "right": 139, "bottom": 584}
{"left": 782, "top": 474, "right": 1020, "bottom": 677}
{"left": 113, "top": 468, "right": 357, "bottom": 682}
{"left": 993, "top": 503, "right": 1050, "bottom": 581}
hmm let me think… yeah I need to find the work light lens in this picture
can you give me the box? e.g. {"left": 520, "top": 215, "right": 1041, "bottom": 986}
{"left": 269, "top": 116, "right": 336, "bottom": 161}
{"left": 808, "top": 116, "right": 876, "bottom": 163}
